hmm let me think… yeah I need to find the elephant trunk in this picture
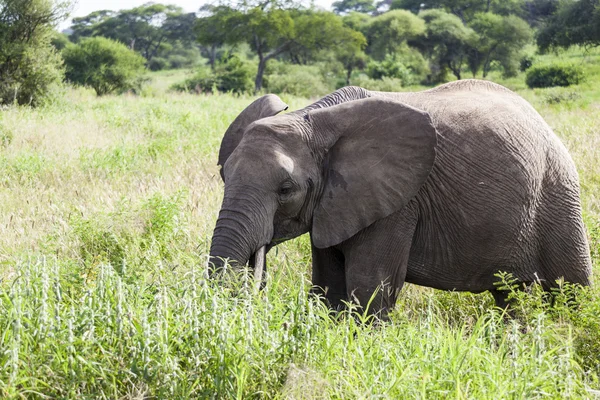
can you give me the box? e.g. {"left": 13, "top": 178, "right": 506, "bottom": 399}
{"left": 208, "top": 192, "right": 273, "bottom": 279}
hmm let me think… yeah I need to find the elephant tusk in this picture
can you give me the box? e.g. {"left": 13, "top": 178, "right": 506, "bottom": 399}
{"left": 253, "top": 245, "right": 266, "bottom": 291}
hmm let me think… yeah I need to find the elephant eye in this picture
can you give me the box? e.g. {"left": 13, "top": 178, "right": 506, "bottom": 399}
{"left": 278, "top": 182, "right": 294, "bottom": 196}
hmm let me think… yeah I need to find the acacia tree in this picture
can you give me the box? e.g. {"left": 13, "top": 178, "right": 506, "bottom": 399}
{"left": 419, "top": 9, "right": 475, "bottom": 80}
{"left": 467, "top": 13, "right": 532, "bottom": 77}
{"left": 196, "top": 3, "right": 366, "bottom": 93}
{"left": 195, "top": 5, "right": 242, "bottom": 70}
{"left": 70, "top": 10, "right": 115, "bottom": 42}
{"left": 365, "top": 9, "right": 425, "bottom": 60}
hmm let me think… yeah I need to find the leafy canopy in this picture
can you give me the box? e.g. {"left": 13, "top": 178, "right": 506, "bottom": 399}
{"left": 70, "top": 4, "right": 196, "bottom": 64}
{"left": 0, "top": 0, "right": 70, "bottom": 106}
{"left": 468, "top": 12, "right": 532, "bottom": 78}
{"left": 195, "top": 1, "right": 365, "bottom": 92}
{"left": 537, "top": 0, "right": 600, "bottom": 52}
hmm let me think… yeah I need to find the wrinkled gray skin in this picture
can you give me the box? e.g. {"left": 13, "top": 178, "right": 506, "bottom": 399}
{"left": 209, "top": 80, "right": 592, "bottom": 318}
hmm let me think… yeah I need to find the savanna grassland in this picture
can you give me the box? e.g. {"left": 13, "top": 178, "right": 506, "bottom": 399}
{"left": 0, "top": 49, "right": 599, "bottom": 399}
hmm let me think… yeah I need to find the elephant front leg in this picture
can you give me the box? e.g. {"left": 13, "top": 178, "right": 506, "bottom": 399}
{"left": 310, "top": 237, "right": 347, "bottom": 310}
{"left": 338, "top": 210, "right": 418, "bottom": 320}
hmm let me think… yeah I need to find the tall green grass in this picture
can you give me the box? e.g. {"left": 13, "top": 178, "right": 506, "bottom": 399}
{"left": 0, "top": 52, "right": 599, "bottom": 397}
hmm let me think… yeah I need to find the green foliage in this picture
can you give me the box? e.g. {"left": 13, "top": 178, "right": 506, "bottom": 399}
{"left": 333, "top": 0, "right": 376, "bottom": 15}
{"left": 70, "top": 4, "right": 198, "bottom": 65}
{"left": 264, "top": 63, "right": 332, "bottom": 97}
{"left": 520, "top": 54, "right": 534, "bottom": 72}
{"left": 526, "top": 63, "right": 585, "bottom": 88}
{"left": 351, "top": 74, "right": 405, "bottom": 91}
{"left": 541, "top": 88, "right": 581, "bottom": 105}
{"left": 172, "top": 54, "right": 253, "bottom": 94}
{"left": 50, "top": 31, "right": 71, "bottom": 51}
{"left": 148, "top": 57, "right": 170, "bottom": 72}
{"left": 195, "top": 5, "right": 243, "bottom": 69}
{"left": 391, "top": 0, "right": 526, "bottom": 21}
{"left": 467, "top": 13, "right": 533, "bottom": 78}
{"left": 366, "top": 50, "right": 428, "bottom": 85}
{"left": 195, "top": 3, "right": 365, "bottom": 92}
{"left": 0, "top": 0, "right": 68, "bottom": 106}
{"left": 537, "top": 0, "right": 600, "bottom": 52}
{"left": 341, "top": 11, "right": 371, "bottom": 31}
{"left": 366, "top": 10, "right": 425, "bottom": 60}
{"left": 420, "top": 9, "right": 475, "bottom": 80}
{"left": 63, "top": 37, "right": 146, "bottom": 96}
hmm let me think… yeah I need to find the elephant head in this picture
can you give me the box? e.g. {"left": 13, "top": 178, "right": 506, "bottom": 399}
{"left": 208, "top": 91, "right": 437, "bottom": 279}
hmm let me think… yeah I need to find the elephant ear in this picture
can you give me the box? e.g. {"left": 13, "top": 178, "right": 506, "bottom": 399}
{"left": 218, "top": 94, "right": 288, "bottom": 180}
{"left": 310, "top": 97, "right": 438, "bottom": 249}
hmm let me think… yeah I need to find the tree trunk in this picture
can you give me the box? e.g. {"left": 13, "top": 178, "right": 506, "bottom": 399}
{"left": 255, "top": 57, "right": 267, "bottom": 94}
{"left": 209, "top": 44, "right": 217, "bottom": 71}
{"left": 346, "top": 65, "right": 353, "bottom": 85}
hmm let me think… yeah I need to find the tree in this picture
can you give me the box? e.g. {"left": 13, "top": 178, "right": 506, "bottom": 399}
{"left": 195, "top": 3, "right": 366, "bottom": 93}
{"left": 63, "top": 37, "right": 146, "bottom": 95}
{"left": 391, "top": 0, "right": 526, "bottom": 22}
{"left": 336, "top": 46, "right": 368, "bottom": 85}
{"left": 522, "top": 0, "right": 558, "bottom": 27}
{"left": 69, "top": 4, "right": 196, "bottom": 65}
{"left": 332, "top": 0, "right": 376, "bottom": 15}
{"left": 70, "top": 10, "right": 115, "bottom": 42}
{"left": 195, "top": 5, "right": 243, "bottom": 70}
{"left": 0, "top": 0, "right": 70, "bottom": 106}
{"left": 537, "top": 0, "right": 600, "bottom": 52}
{"left": 467, "top": 13, "right": 532, "bottom": 77}
{"left": 419, "top": 9, "right": 475, "bottom": 80}
{"left": 342, "top": 11, "right": 371, "bottom": 32}
{"left": 365, "top": 10, "right": 425, "bottom": 60}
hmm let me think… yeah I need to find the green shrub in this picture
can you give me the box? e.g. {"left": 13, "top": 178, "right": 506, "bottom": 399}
{"left": 365, "top": 51, "right": 427, "bottom": 86}
{"left": 171, "top": 54, "right": 253, "bottom": 94}
{"left": 50, "top": 31, "right": 70, "bottom": 51}
{"left": 0, "top": 0, "right": 67, "bottom": 106}
{"left": 63, "top": 37, "right": 146, "bottom": 96}
{"left": 264, "top": 63, "right": 332, "bottom": 97}
{"left": 526, "top": 63, "right": 585, "bottom": 88}
{"left": 541, "top": 88, "right": 581, "bottom": 105}
{"left": 148, "top": 57, "right": 170, "bottom": 71}
{"left": 350, "top": 74, "right": 404, "bottom": 91}
{"left": 519, "top": 55, "right": 534, "bottom": 72}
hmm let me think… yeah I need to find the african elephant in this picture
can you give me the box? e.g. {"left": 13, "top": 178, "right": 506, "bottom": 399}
{"left": 209, "top": 80, "right": 592, "bottom": 318}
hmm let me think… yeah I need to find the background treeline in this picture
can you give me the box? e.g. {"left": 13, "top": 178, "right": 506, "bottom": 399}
{"left": 1, "top": 0, "right": 599, "bottom": 104}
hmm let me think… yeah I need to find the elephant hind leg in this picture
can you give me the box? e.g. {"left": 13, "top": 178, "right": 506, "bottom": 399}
{"left": 534, "top": 184, "right": 592, "bottom": 288}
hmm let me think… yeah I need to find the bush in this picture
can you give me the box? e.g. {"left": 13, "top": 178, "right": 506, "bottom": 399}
{"left": 350, "top": 74, "right": 404, "bottom": 91}
{"left": 526, "top": 63, "right": 585, "bottom": 89}
{"left": 519, "top": 55, "right": 534, "bottom": 72}
{"left": 541, "top": 88, "right": 581, "bottom": 105}
{"left": 365, "top": 49, "right": 427, "bottom": 86}
{"left": 63, "top": 37, "right": 146, "bottom": 96}
{"left": 148, "top": 57, "right": 170, "bottom": 71}
{"left": 0, "top": 0, "right": 68, "bottom": 106}
{"left": 264, "top": 62, "right": 332, "bottom": 97}
{"left": 172, "top": 54, "right": 253, "bottom": 94}
{"left": 50, "top": 31, "right": 70, "bottom": 51}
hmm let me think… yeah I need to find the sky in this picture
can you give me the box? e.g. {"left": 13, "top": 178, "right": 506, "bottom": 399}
{"left": 60, "top": 0, "right": 334, "bottom": 30}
